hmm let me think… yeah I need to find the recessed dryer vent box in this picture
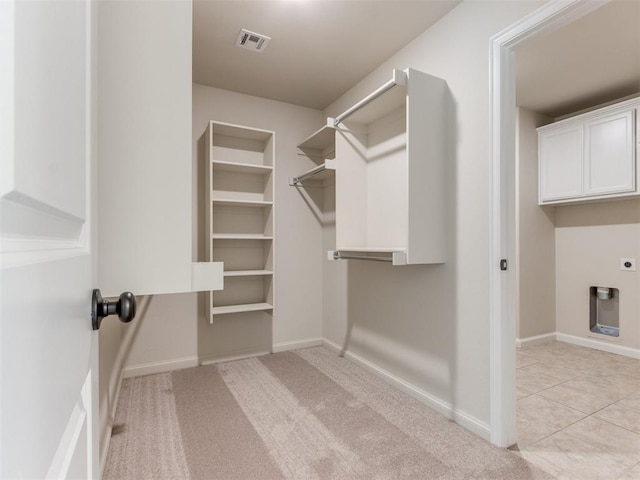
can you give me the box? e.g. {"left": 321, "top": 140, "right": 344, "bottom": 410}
{"left": 589, "top": 286, "right": 619, "bottom": 337}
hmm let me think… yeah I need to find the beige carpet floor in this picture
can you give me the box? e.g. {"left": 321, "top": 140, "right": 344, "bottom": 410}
{"left": 104, "top": 347, "right": 553, "bottom": 479}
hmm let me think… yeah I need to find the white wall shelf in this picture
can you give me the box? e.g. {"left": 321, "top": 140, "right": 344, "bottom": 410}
{"left": 297, "top": 124, "right": 336, "bottom": 159}
{"left": 331, "top": 68, "right": 447, "bottom": 265}
{"left": 211, "top": 234, "right": 274, "bottom": 240}
{"left": 204, "top": 121, "right": 275, "bottom": 321}
{"left": 289, "top": 159, "right": 336, "bottom": 186}
{"left": 212, "top": 198, "right": 273, "bottom": 207}
{"left": 211, "top": 302, "right": 274, "bottom": 316}
{"left": 291, "top": 124, "right": 336, "bottom": 188}
{"left": 223, "top": 270, "right": 273, "bottom": 277}
{"left": 212, "top": 160, "right": 273, "bottom": 175}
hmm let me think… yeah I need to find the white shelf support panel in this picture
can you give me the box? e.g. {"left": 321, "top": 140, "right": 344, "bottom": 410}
{"left": 333, "top": 68, "right": 447, "bottom": 265}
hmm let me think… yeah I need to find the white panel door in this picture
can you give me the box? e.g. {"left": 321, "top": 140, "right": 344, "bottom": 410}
{"left": 583, "top": 109, "right": 635, "bottom": 197}
{"left": 0, "top": 0, "right": 98, "bottom": 478}
{"left": 538, "top": 124, "right": 583, "bottom": 202}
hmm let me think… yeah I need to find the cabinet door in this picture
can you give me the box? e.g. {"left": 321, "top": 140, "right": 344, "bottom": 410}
{"left": 539, "top": 124, "right": 583, "bottom": 202}
{"left": 583, "top": 109, "right": 635, "bottom": 197}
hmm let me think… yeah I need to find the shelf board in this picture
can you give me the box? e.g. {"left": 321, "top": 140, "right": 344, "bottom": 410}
{"left": 211, "top": 160, "right": 273, "bottom": 174}
{"left": 297, "top": 125, "right": 335, "bottom": 159}
{"left": 290, "top": 160, "right": 335, "bottom": 186}
{"left": 336, "top": 247, "right": 405, "bottom": 253}
{"left": 212, "top": 198, "right": 273, "bottom": 207}
{"left": 331, "top": 248, "right": 407, "bottom": 265}
{"left": 211, "top": 121, "right": 273, "bottom": 142}
{"left": 211, "top": 302, "right": 273, "bottom": 315}
{"left": 224, "top": 270, "right": 273, "bottom": 277}
{"left": 212, "top": 233, "right": 273, "bottom": 240}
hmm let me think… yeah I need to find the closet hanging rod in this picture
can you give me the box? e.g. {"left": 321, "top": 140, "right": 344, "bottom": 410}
{"left": 289, "top": 164, "right": 327, "bottom": 186}
{"left": 331, "top": 69, "right": 407, "bottom": 127}
{"left": 332, "top": 251, "right": 393, "bottom": 263}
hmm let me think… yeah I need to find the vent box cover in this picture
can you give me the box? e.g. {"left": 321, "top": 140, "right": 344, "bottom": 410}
{"left": 235, "top": 29, "right": 271, "bottom": 53}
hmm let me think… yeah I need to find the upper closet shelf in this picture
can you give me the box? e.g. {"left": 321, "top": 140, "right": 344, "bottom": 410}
{"left": 291, "top": 123, "right": 337, "bottom": 187}
{"left": 297, "top": 124, "right": 335, "bottom": 159}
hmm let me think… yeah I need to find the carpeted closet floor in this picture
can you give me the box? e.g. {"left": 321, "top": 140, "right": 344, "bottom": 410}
{"left": 104, "top": 347, "right": 552, "bottom": 480}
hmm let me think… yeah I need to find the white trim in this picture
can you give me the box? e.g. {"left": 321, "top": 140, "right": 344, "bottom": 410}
{"left": 200, "top": 338, "right": 324, "bottom": 366}
{"left": 516, "top": 332, "right": 557, "bottom": 348}
{"left": 200, "top": 348, "right": 270, "bottom": 365}
{"left": 272, "top": 337, "right": 323, "bottom": 353}
{"left": 321, "top": 339, "right": 490, "bottom": 441}
{"left": 557, "top": 333, "right": 640, "bottom": 359}
{"left": 489, "top": 0, "right": 611, "bottom": 448}
{"left": 122, "top": 356, "right": 199, "bottom": 378}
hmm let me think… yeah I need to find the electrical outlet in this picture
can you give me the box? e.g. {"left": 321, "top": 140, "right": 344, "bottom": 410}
{"left": 620, "top": 258, "right": 636, "bottom": 271}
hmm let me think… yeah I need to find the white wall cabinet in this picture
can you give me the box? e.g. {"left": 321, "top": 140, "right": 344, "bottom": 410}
{"left": 331, "top": 68, "right": 447, "bottom": 265}
{"left": 204, "top": 121, "right": 275, "bottom": 322}
{"left": 538, "top": 98, "right": 638, "bottom": 205}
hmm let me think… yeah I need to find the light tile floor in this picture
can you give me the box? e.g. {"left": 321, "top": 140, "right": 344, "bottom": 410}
{"left": 511, "top": 341, "right": 640, "bottom": 480}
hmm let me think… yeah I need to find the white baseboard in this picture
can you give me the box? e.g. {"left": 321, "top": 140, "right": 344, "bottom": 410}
{"left": 516, "top": 332, "right": 556, "bottom": 348}
{"left": 321, "top": 338, "right": 491, "bottom": 442}
{"left": 200, "top": 337, "right": 324, "bottom": 366}
{"left": 122, "top": 356, "right": 199, "bottom": 378}
{"left": 273, "top": 337, "right": 323, "bottom": 353}
{"left": 517, "top": 331, "right": 640, "bottom": 359}
{"left": 200, "top": 348, "right": 270, "bottom": 365}
{"left": 556, "top": 333, "right": 640, "bottom": 359}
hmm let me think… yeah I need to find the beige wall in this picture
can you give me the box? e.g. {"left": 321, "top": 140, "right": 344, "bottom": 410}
{"left": 98, "top": 0, "right": 560, "bottom": 445}
{"left": 515, "top": 109, "right": 640, "bottom": 351}
{"left": 121, "top": 84, "right": 325, "bottom": 373}
{"left": 555, "top": 200, "right": 640, "bottom": 349}
{"left": 517, "top": 108, "right": 556, "bottom": 339}
{"left": 322, "top": 0, "right": 544, "bottom": 430}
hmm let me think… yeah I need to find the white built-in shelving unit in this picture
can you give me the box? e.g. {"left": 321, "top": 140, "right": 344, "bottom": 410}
{"left": 330, "top": 68, "right": 447, "bottom": 265}
{"left": 290, "top": 125, "right": 336, "bottom": 186}
{"left": 204, "top": 121, "right": 275, "bottom": 322}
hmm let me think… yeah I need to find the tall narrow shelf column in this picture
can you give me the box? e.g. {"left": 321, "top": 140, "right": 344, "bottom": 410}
{"left": 204, "top": 121, "right": 275, "bottom": 323}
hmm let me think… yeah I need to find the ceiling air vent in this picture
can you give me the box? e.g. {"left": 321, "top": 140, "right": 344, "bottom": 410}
{"left": 235, "top": 29, "right": 271, "bottom": 53}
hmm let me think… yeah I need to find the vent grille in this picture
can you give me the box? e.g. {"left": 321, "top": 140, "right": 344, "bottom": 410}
{"left": 235, "top": 29, "right": 271, "bottom": 53}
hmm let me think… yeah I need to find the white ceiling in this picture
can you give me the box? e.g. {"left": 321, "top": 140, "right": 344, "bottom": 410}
{"left": 193, "top": 0, "right": 461, "bottom": 110}
{"left": 516, "top": 0, "right": 640, "bottom": 118}
{"left": 193, "top": 0, "right": 640, "bottom": 116}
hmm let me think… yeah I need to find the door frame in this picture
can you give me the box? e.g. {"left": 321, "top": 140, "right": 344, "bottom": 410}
{"left": 488, "top": 0, "right": 610, "bottom": 447}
